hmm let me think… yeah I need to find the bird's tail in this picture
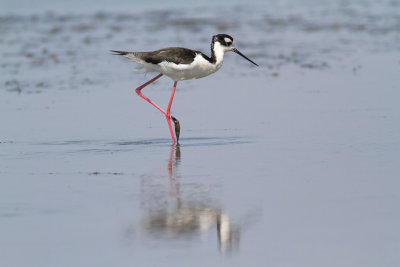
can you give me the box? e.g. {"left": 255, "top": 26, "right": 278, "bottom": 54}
{"left": 110, "top": 50, "right": 129, "bottom": 55}
{"left": 110, "top": 50, "right": 143, "bottom": 63}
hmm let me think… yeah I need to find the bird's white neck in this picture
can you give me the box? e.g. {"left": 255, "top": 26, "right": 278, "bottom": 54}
{"left": 211, "top": 41, "right": 226, "bottom": 68}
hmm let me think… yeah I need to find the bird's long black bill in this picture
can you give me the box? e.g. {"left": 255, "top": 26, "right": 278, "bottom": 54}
{"left": 233, "top": 48, "right": 258, "bottom": 66}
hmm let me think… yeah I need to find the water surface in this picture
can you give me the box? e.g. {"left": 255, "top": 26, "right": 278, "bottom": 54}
{"left": 1, "top": 1, "right": 400, "bottom": 266}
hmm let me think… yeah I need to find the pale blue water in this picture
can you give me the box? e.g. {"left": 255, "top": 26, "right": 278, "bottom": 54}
{"left": 2, "top": 0, "right": 262, "bottom": 13}
{"left": 1, "top": 0, "right": 400, "bottom": 266}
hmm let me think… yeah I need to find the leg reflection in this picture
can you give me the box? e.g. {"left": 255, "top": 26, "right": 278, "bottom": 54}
{"left": 133, "top": 144, "right": 241, "bottom": 253}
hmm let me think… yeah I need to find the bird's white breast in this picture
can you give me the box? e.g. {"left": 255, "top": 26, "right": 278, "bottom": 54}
{"left": 149, "top": 54, "right": 222, "bottom": 81}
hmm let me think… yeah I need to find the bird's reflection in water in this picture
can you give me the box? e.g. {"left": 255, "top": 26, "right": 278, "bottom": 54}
{"left": 136, "top": 144, "right": 240, "bottom": 253}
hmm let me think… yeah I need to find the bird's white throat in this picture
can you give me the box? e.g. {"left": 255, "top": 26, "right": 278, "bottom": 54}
{"left": 212, "top": 41, "right": 228, "bottom": 68}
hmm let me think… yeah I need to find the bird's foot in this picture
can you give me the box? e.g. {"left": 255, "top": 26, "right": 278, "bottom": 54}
{"left": 170, "top": 116, "right": 180, "bottom": 142}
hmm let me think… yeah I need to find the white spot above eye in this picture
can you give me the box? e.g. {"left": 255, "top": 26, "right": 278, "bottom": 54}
{"left": 224, "top": 37, "right": 232, "bottom": 44}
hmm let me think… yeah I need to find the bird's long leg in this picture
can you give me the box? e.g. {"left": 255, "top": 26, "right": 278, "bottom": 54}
{"left": 135, "top": 73, "right": 179, "bottom": 143}
{"left": 135, "top": 73, "right": 165, "bottom": 114}
{"left": 165, "top": 81, "right": 180, "bottom": 143}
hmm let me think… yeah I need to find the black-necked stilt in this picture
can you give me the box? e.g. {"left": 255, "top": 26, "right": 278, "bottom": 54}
{"left": 111, "top": 33, "right": 258, "bottom": 143}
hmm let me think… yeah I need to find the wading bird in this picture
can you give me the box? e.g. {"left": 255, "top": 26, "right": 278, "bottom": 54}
{"left": 111, "top": 34, "right": 258, "bottom": 143}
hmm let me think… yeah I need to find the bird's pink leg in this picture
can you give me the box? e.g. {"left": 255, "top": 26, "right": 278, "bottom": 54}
{"left": 165, "top": 81, "right": 178, "bottom": 142}
{"left": 135, "top": 74, "right": 178, "bottom": 143}
{"left": 135, "top": 73, "right": 165, "bottom": 114}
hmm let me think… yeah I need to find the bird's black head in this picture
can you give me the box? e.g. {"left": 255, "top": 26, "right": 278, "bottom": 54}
{"left": 213, "top": 34, "right": 234, "bottom": 47}
{"left": 212, "top": 33, "right": 258, "bottom": 66}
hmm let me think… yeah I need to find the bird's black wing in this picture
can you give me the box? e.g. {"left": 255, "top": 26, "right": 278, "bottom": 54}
{"left": 141, "top": 47, "right": 199, "bottom": 65}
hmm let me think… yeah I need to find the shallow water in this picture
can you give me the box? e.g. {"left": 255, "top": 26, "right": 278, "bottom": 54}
{"left": 1, "top": 1, "right": 400, "bottom": 266}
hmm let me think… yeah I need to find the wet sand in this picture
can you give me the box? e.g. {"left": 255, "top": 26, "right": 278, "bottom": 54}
{"left": 1, "top": 1, "right": 400, "bottom": 266}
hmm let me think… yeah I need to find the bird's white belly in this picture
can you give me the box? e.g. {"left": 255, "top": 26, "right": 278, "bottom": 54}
{"left": 146, "top": 54, "right": 222, "bottom": 81}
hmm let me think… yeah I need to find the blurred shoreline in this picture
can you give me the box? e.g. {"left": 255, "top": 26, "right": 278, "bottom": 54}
{"left": 1, "top": 1, "right": 399, "bottom": 94}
